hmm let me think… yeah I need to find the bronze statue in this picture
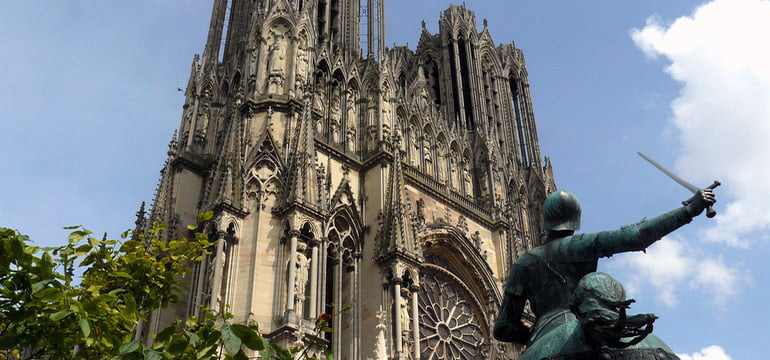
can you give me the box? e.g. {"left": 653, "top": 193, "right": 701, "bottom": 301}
{"left": 494, "top": 180, "right": 716, "bottom": 359}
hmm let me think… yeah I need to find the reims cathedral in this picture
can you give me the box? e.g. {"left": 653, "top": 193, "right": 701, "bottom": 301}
{"left": 137, "top": 0, "right": 556, "bottom": 358}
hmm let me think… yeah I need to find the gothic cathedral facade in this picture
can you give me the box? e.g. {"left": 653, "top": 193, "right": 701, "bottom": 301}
{"left": 138, "top": 1, "right": 556, "bottom": 359}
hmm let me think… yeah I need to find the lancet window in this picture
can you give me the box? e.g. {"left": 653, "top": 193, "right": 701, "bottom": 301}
{"left": 322, "top": 213, "right": 360, "bottom": 358}
{"left": 510, "top": 76, "right": 530, "bottom": 166}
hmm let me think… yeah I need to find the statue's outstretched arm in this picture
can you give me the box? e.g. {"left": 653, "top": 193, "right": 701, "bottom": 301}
{"left": 585, "top": 189, "right": 715, "bottom": 257}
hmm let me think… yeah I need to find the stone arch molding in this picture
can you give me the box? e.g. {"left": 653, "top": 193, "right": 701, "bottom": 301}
{"left": 416, "top": 225, "right": 503, "bottom": 322}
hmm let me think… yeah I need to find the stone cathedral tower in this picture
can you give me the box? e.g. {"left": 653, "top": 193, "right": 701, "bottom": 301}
{"left": 138, "top": 1, "right": 556, "bottom": 359}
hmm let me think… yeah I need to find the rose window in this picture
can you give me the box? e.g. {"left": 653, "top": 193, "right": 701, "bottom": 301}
{"left": 418, "top": 267, "right": 485, "bottom": 359}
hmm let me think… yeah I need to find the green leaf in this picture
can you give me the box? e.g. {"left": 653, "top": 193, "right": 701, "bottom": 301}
{"left": 80, "top": 317, "right": 91, "bottom": 337}
{"left": 187, "top": 224, "right": 198, "bottom": 231}
{"left": 260, "top": 337, "right": 272, "bottom": 360}
{"left": 167, "top": 334, "right": 188, "bottom": 355}
{"left": 114, "top": 271, "right": 133, "bottom": 279}
{"left": 68, "top": 229, "right": 90, "bottom": 244}
{"left": 230, "top": 324, "right": 261, "bottom": 350}
{"left": 120, "top": 340, "right": 140, "bottom": 355}
{"left": 234, "top": 350, "right": 249, "bottom": 360}
{"left": 220, "top": 323, "right": 242, "bottom": 354}
{"left": 63, "top": 225, "right": 81, "bottom": 230}
{"left": 185, "top": 330, "right": 200, "bottom": 347}
{"left": 271, "top": 343, "right": 293, "bottom": 360}
{"left": 34, "top": 287, "right": 60, "bottom": 301}
{"left": 154, "top": 324, "right": 176, "bottom": 344}
{"left": 324, "top": 349, "right": 333, "bottom": 360}
{"left": 31, "top": 279, "right": 52, "bottom": 293}
{"left": 124, "top": 294, "right": 137, "bottom": 315}
{"left": 196, "top": 344, "right": 216, "bottom": 360}
{"left": 50, "top": 310, "right": 72, "bottom": 321}
{"left": 198, "top": 210, "right": 214, "bottom": 223}
{"left": 204, "top": 329, "right": 221, "bottom": 347}
{"left": 143, "top": 349, "right": 161, "bottom": 360}
{"left": 75, "top": 244, "right": 92, "bottom": 256}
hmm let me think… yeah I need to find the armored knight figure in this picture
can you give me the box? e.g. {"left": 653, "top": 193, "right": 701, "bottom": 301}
{"left": 495, "top": 188, "right": 716, "bottom": 359}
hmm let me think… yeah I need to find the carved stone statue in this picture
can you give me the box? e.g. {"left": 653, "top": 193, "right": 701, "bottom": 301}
{"left": 346, "top": 89, "right": 358, "bottom": 152}
{"left": 415, "top": 198, "right": 426, "bottom": 226}
{"left": 295, "top": 40, "right": 309, "bottom": 86}
{"left": 367, "top": 125, "right": 377, "bottom": 152}
{"left": 267, "top": 31, "right": 286, "bottom": 75}
{"left": 495, "top": 188, "right": 717, "bottom": 360}
{"left": 331, "top": 118, "right": 340, "bottom": 144}
{"left": 463, "top": 164, "right": 473, "bottom": 198}
{"left": 330, "top": 96, "right": 342, "bottom": 143}
{"left": 472, "top": 231, "right": 483, "bottom": 250}
{"left": 436, "top": 142, "right": 447, "bottom": 183}
{"left": 346, "top": 126, "right": 356, "bottom": 152}
{"left": 294, "top": 242, "right": 310, "bottom": 317}
{"left": 381, "top": 100, "right": 392, "bottom": 128}
{"left": 409, "top": 127, "right": 419, "bottom": 167}
{"left": 346, "top": 88, "right": 357, "bottom": 125}
{"left": 313, "top": 79, "right": 326, "bottom": 113}
{"left": 399, "top": 287, "right": 411, "bottom": 338}
{"left": 450, "top": 156, "right": 459, "bottom": 191}
{"left": 423, "top": 136, "right": 433, "bottom": 175}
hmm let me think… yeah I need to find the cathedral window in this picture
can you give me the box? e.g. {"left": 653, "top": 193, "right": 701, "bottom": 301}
{"left": 419, "top": 265, "right": 485, "bottom": 359}
{"left": 448, "top": 41, "right": 461, "bottom": 129}
{"left": 317, "top": 0, "right": 327, "bottom": 44}
{"left": 510, "top": 77, "right": 530, "bottom": 166}
{"left": 457, "top": 36, "right": 474, "bottom": 129}
{"left": 324, "top": 214, "right": 359, "bottom": 358}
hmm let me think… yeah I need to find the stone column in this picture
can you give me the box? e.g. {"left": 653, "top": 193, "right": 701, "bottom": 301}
{"left": 411, "top": 284, "right": 420, "bottom": 360}
{"left": 319, "top": 240, "right": 328, "bottom": 317}
{"left": 333, "top": 256, "right": 342, "bottom": 357}
{"left": 209, "top": 231, "right": 227, "bottom": 310}
{"left": 393, "top": 278, "right": 403, "bottom": 355}
{"left": 285, "top": 231, "right": 299, "bottom": 314}
{"left": 309, "top": 239, "right": 320, "bottom": 319}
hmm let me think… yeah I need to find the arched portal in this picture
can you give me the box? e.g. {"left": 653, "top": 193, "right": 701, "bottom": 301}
{"left": 415, "top": 226, "right": 502, "bottom": 360}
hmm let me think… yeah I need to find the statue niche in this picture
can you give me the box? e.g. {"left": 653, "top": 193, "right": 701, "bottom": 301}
{"left": 462, "top": 158, "right": 473, "bottom": 199}
{"left": 345, "top": 88, "right": 358, "bottom": 152}
{"left": 265, "top": 25, "right": 289, "bottom": 95}
{"left": 408, "top": 126, "right": 419, "bottom": 167}
{"left": 330, "top": 94, "right": 341, "bottom": 144}
{"left": 294, "top": 241, "right": 310, "bottom": 317}
{"left": 295, "top": 34, "right": 309, "bottom": 89}
{"left": 436, "top": 141, "right": 447, "bottom": 184}
{"left": 423, "top": 133, "right": 433, "bottom": 176}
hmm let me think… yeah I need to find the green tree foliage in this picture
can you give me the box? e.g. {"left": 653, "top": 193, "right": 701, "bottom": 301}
{"left": 0, "top": 212, "right": 334, "bottom": 360}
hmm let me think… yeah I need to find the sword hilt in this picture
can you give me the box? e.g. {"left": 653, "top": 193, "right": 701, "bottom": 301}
{"left": 705, "top": 180, "right": 721, "bottom": 218}
{"left": 682, "top": 181, "right": 721, "bottom": 218}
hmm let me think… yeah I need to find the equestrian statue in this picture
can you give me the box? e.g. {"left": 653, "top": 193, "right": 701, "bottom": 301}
{"left": 494, "top": 153, "right": 718, "bottom": 360}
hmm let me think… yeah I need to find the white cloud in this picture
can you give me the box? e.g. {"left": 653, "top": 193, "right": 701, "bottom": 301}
{"left": 631, "top": 0, "right": 770, "bottom": 247}
{"left": 609, "top": 237, "right": 743, "bottom": 306}
{"left": 678, "top": 345, "right": 733, "bottom": 360}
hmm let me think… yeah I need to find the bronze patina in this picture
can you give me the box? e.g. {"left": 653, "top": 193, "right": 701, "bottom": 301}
{"left": 494, "top": 167, "right": 717, "bottom": 360}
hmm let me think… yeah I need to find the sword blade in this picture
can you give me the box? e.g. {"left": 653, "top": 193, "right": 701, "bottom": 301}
{"left": 637, "top": 152, "right": 699, "bottom": 193}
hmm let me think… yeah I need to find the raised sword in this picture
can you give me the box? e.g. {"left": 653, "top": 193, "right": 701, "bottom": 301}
{"left": 637, "top": 151, "right": 720, "bottom": 218}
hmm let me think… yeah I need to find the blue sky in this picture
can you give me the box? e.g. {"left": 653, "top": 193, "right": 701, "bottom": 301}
{"left": 2, "top": 1, "right": 767, "bottom": 359}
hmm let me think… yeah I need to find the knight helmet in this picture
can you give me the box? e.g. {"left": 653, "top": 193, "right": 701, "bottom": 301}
{"left": 542, "top": 190, "right": 581, "bottom": 231}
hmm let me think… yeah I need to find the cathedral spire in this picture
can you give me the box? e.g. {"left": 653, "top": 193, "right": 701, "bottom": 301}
{"left": 374, "top": 127, "right": 422, "bottom": 264}
{"left": 201, "top": 0, "right": 229, "bottom": 66}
